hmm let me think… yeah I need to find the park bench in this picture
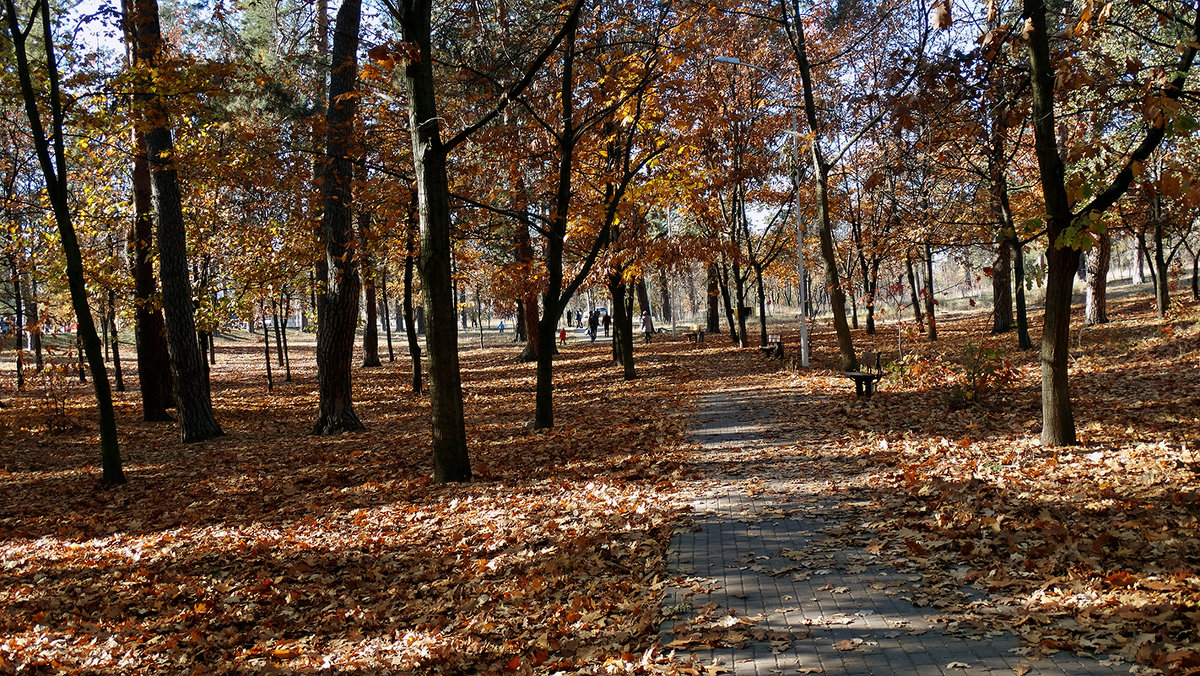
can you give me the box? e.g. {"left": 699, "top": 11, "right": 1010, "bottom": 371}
{"left": 760, "top": 334, "right": 783, "bottom": 359}
{"left": 842, "top": 351, "right": 886, "bottom": 397}
{"left": 683, "top": 327, "right": 704, "bottom": 343}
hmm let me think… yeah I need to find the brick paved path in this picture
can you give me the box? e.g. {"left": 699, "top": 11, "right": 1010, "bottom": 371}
{"left": 660, "top": 390, "right": 1133, "bottom": 676}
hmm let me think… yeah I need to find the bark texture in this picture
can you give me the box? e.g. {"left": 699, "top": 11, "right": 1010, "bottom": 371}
{"left": 312, "top": 0, "right": 365, "bottom": 435}
{"left": 131, "top": 0, "right": 222, "bottom": 442}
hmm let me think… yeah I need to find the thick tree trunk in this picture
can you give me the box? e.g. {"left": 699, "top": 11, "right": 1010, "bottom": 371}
{"left": 705, "top": 263, "right": 720, "bottom": 333}
{"left": 992, "top": 239, "right": 1013, "bottom": 333}
{"left": 1084, "top": 230, "right": 1110, "bottom": 325}
{"left": 131, "top": 0, "right": 221, "bottom": 443}
{"left": 312, "top": 0, "right": 365, "bottom": 434}
{"left": 608, "top": 271, "right": 636, "bottom": 380}
{"left": 398, "top": 0, "right": 470, "bottom": 481}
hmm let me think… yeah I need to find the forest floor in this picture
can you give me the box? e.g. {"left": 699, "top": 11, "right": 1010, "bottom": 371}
{"left": 0, "top": 291, "right": 1198, "bottom": 674}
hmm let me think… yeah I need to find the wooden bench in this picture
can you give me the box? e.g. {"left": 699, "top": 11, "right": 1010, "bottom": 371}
{"left": 842, "top": 351, "right": 885, "bottom": 397}
{"left": 683, "top": 328, "right": 704, "bottom": 343}
{"left": 760, "top": 334, "right": 783, "bottom": 359}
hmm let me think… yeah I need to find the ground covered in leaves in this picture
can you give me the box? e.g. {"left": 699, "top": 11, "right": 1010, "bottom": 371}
{"left": 2, "top": 292, "right": 1199, "bottom": 674}
{"left": 0, "top": 335, "right": 709, "bottom": 674}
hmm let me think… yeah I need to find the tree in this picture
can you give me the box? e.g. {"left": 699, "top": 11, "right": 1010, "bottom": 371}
{"left": 311, "top": 0, "right": 365, "bottom": 434}
{"left": 1020, "top": 0, "right": 1200, "bottom": 445}
{"left": 129, "top": 0, "right": 223, "bottom": 442}
{"left": 778, "top": 0, "right": 928, "bottom": 370}
{"left": 3, "top": 0, "right": 124, "bottom": 484}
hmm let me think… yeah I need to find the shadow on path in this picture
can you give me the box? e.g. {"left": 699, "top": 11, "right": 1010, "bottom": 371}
{"left": 660, "top": 388, "right": 1130, "bottom": 676}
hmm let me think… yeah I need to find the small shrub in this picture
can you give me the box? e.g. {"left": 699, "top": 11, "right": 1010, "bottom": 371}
{"left": 952, "top": 342, "right": 1018, "bottom": 406}
{"left": 886, "top": 352, "right": 956, "bottom": 391}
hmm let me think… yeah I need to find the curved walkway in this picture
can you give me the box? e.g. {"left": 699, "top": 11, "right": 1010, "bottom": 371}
{"left": 660, "top": 389, "right": 1132, "bottom": 676}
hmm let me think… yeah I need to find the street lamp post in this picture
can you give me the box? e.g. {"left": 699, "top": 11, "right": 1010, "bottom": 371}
{"left": 714, "top": 56, "right": 809, "bottom": 366}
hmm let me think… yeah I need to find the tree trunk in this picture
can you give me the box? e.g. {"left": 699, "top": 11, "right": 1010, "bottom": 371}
{"left": 272, "top": 296, "right": 285, "bottom": 366}
{"left": 397, "top": 1, "right": 470, "bottom": 481}
{"left": 718, "top": 262, "right": 739, "bottom": 344}
{"left": 706, "top": 263, "right": 720, "bottom": 333}
{"left": 380, "top": 270, "right": 395, "bottom": 362}
{"left": 1139, "top": 229, "right": 1158, "bottom": 297}
{"left": 514, "top": 299, "right": 527, "bottom": 342}
{"left": 7, "top": 0, "right": 124, "bottom": 483}
{"left": 280, "top": 293, "right": 292, "bottom": 381}
{"left": 905, "top": 252, "right": 923, "bottom": 330}
{"left": 10, "top": 258, "right": 24, "bottom": 391}
{"left": 261, "top": 300, "right": 273, "bottom": 392}
{"left": 1191, "top": 244, "right": 1199, "bottom": 300}
{"left": 608, "top": 270, "right": 636, "bottom": 379}
{"left": 28, "top": 277, "right": 42, "bottom": 371}
{"left": 130, "top": 0, "right": 222, "bottom": 443}
{"left": 1084, "top": 230, "right": 1110, "bottom": 325}
{"left": 403, "top": 235, "right": 423, "bottom": 395}
{"left": 109, "top": 289, "right": 125, "bottom": 392}
{"left": 1025, "top": 0, "right": 1077, "bottom": 446}
{"left": 1154, "top": 218, "right": 1169, "bottom": 317}
{"left": 515, "top": 220, "right": 541, "bottom": 361}
{"left": 754, "top": 263, "right": 768, "bottom": 346}
{"left": 658, "top": 273, "right": 672, "bottom": 324}
{"left": 1133, "top": 232, "right": 1146, "bottom": 284}
{"left": 731, "top": 262, "right": 748, "bottom": 348}
{"left": 865, "top": 260, "right": 879, "bottom": 335}
{"left": 924, "top": 242, "right": 937, "bottom": 341}
{"left": 992, "top": 239, "right": 1013, "bottom": 333}
{"left": 361, "top": 238, "right": 382, "bottom": 368}
{"left": 312, "top": 0, "right": 365, "bottom": 434}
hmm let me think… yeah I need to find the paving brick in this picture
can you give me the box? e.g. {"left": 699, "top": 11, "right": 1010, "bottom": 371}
{"left": 660, "top": 391, "right": 1133, "bottom": 676}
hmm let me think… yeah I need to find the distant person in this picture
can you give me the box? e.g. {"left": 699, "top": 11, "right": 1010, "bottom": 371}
{"left": 641, "top": 311, "right": 653, "bottom": 343}
{"left": 602, "top": 312, "right": 611, "bottom": 337}
{"left": 497, "top": 321, "right": 505, "bottom": 333}
{"left": 575, "top": 310, "right": 583, "bottom": 327}
{"left": 559, "top": 327, "right": 567, "bottom": 345}
{"left": 588, "top": 311, "right": 599, "bottom": 342}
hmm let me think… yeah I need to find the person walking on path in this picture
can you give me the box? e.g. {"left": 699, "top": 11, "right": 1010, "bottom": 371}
{"left": 602, "top": 312, "right": 611, "bottom": 337}
{"left": 587, "top": 311, "right": 599, "bottom": 342}
{"left": 640, "top": 311, "right": 653, "bottom": 343}
{"left": 559, "top": 327, "right": 567, "bottom": 346}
